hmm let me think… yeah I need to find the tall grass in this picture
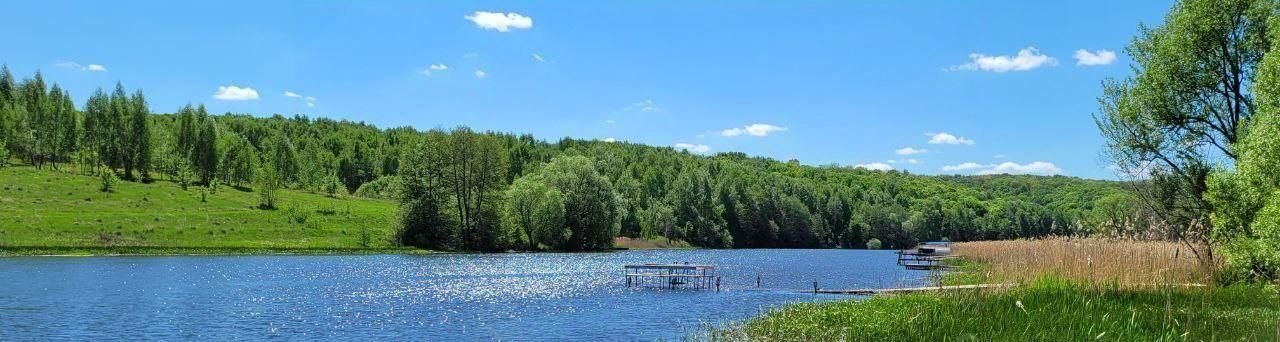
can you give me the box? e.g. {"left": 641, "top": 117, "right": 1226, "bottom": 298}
{"left": 953, "top": 237, "right": 1213, "bottom": 288}
{"left": 713, "top": 238, "right": 1280, "bottom": 341}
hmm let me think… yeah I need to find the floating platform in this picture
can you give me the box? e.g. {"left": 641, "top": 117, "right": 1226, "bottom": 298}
{"left": 624, "top": 263, "right": 719, "bottom": 290}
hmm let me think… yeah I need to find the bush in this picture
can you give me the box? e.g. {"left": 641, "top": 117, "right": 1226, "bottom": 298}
{"left": 99, "top": 171, "right": 119, "bottom": 193}
{"left": 866, "top": 238, "right": 883, "bottom": 250}
{"left": 353, "top": 175, "right": 402, "bottom": 200}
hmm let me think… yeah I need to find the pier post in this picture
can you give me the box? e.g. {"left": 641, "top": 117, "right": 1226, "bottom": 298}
{"left": 716, "top": 276, "right": 721, "bottom": 292}
{"left": 756, "top": 274, "right": 761, "bottom": 288}
{"left": 813, "top": 281, "right": 818, "bottom": 294}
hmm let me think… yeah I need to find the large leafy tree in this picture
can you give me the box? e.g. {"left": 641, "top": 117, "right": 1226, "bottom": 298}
{"left": 1096, "top": 0, "right": 1278, "bottom": 261}
{"left": 503, "top": 175, "right": 566, "bottom": 250}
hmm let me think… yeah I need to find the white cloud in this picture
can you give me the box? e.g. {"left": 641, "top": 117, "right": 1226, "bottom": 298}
{"left": 887, "top": 159, "right": 921, "bottom": 165}
{"left": 926, "top": 132, "right": 975, "bottom": 145}
{"left": 602, "top": 137, "right": 617, "bottom": 142}
{"left": 464, "top": 11, "right": 533, "bottom": 32}
{"left": 532, "top": 54, "right": 546, "bottom": 63}
{"left": 855, "top": 162, "right": 894, "bottom": 171}
{"left": 421, "top": 64, "right": 449, "bottom": 76}
{"left": 1073, "top": 49, "right": 1117, "bottom": 66}
{"left": 942, "top": 162, "right": 986, "bottom": 172}
{"left": 942, "top": 161, "right": 1062, "bottom": 175}
{"left": 951, "top": 47, "right": 1057, "bottom": 72}
{"left": 474, "top": 70, "right": 487, "bottom": 78}
{"left": 624, "top": 99, "right": 661, "bottom": 113}
{"left": 283, "top": 91, "right": 316, "bottom": 107}
{"left": 55, "top": 61, "right": 107, "bottom": 72}
{"left": 674, "top": 143, "right": 711, "bottom": 154}
{"left": 977, "top": 161, "right": 1063, "bottom": 176}
{"left": 213, "top": 86, "right": 259, "bottom": 101}
{"left": 721, "top": 123, "right": 787, "bottom": 137}
{"left": 895, "top": 147, "right": 927, "bottom": 155}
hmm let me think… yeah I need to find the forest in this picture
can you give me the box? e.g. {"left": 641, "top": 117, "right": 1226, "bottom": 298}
{"left": 0, "top": 66, "right": 1142, "bottom": 252}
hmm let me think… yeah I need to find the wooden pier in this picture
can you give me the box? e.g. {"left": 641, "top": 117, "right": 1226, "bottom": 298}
{"left": 810, "top": 283, "right": 1009, "bottom": 295}
{"left": 624, "top": 263, "right": 719, "bottom": 290}
{"left": 897, "top": 241, "right": 954, "bottom": 270}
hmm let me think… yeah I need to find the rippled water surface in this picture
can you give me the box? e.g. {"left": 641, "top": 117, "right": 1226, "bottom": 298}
{"left": 0, "top": 249, "right": 928, "bottom": 341}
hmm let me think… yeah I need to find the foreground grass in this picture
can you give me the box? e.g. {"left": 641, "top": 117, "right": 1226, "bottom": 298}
{"left": 0, "top": 167, "right": 404, "bottom": 255}
{"left": 720, "top": 279, "right": 1279, "bottom": 341}
{"left": 717, "top": 239, "right": 1280, "bottom": 341}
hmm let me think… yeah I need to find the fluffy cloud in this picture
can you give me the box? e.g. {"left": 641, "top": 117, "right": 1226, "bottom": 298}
{"left": 721, "top": 123, "right": 787, "bottom": 137}
{"left": 464, "top": 11, "right": 533, "bottom": 32}
{"left": 895, "top": 147, "right": 927, "bottom": 155}
{"left": 941, "top": 162, "right": 986, "bottom": 172}
{"left": 926, "top": 132, "right": 975, "bottom": 145}
{"left": 977, "top": 161, "right": 1063, "bottom": 175}
{"left": 602, "top": 137, "right": 617, "bottom": 142}
{"left": 1073, "top": 49, "right": 1117, "bottom": 66}
{"left": 532, "top": 54, "right": 546, "bottom": 63}
{"left": 951, "top": 47, "right": 1057, "bottom": 72}
{"left": 943, "top": 161, "right": 1062, "bottom": 175}
{"left": 55, "top": 61, "right": 107, "bottom": 72}
{"left": 674, "top": 143, "right": 711, "bottom": 154}
{"left": 855, "top": 162, "right": 894, "bottom": 171}
{"left": 474, "top": 70, "right": 487, "bottom": 78}
{"left": 213, "top": 86, "right": 259, "bottom": 101}
{"left": 283, "top": 91, "right": 303, "bottom": 98}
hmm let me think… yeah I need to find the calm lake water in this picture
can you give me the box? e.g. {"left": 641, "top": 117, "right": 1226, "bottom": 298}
{"left": 0, "top": 249, "right": 928, "bottom": 341}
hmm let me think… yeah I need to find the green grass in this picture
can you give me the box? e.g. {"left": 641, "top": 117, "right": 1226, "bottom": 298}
{"left": 719, "top": 278, "right": 1280, "bottom": 341}
{"left": 0, "top": 166, "right": 407, "bottom": 255}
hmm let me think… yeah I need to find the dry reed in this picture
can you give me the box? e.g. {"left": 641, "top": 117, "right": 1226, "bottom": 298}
{"left": 953, "top": 237, "right": 1214, "bottom": 288}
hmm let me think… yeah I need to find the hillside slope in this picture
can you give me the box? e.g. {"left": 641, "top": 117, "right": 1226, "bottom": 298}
{"left": 0, "top": 167, "right": 404, "bottom": 254}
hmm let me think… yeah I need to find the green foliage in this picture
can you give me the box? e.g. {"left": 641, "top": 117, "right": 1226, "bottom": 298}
{"left": 536, "top": 155, "right": 619, "bottom": 251}
{"left": 353, "top": 175, "right": 401, "bottom": 200}
{"left": 865, "top": 238, "right": 882, "bottom": 250}
{"left": 255, "top": 162, "right": 280, "bottom": 210}
{"left": 98, "top": 170, "right": 117, "bottom": 193}
{"left": 0, "top": 65, "right": 1140, "bottom": 253}
{"left": 503, "top": 175, "right": 566, "bottom": 250}
{"left": 1096, "top": 0, "right": 1278, "bottom": 259}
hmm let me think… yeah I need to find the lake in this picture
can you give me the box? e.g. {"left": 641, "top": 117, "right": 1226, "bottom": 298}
{"left": 0, "top": 249, "right": 929, "bottom": 341}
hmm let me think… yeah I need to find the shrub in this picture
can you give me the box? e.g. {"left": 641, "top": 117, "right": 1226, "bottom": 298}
{"left": 353, "top": 175, "right": 402, "bottom": 200}
{"left": 99, "top": 171, "right": 119, "bottom": 193}
{"left": 866, "top": 238, "right": 882, "bottom": 250}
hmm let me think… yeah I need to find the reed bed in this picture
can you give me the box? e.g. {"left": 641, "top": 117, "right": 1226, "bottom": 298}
{"left": 953, "top": 237, "right": 1212, "bottom": 288}
{"left": 711, "top": 238, "right": 1280, "bottom": 341}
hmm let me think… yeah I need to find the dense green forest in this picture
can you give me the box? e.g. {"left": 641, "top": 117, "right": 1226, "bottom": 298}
{"left": 0, "top": 66, "right": 1141, "bottom": 252}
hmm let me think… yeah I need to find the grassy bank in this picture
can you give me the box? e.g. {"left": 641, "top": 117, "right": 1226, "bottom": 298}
{"left": 0, "top": 167, "right": 405, "bottom": 255}
{"left": 612, "top": 236, "right": 694, "bottom": 249}
{"left": 717, "top": 238, "right": 1280, "bottom": 341}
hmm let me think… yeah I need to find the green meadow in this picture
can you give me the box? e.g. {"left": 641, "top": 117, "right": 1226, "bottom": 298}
{"left": 0, "top": 167, "right": 408, "bottom": 255}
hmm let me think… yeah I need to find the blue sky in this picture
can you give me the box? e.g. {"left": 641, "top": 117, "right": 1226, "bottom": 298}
{"left": 0, "top": 1, "right": 1172, "bottom": 179}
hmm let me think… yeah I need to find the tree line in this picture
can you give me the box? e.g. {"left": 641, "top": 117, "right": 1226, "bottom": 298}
{"left": 0, "top": 65, "right": 1141, "bottom": 252}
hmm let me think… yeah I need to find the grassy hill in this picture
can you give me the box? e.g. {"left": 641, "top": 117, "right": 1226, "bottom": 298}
{"left": 0, "top": 167, "right": 409, "bottom": 255}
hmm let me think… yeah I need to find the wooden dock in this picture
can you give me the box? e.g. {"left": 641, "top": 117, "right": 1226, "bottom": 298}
{"left": 624, "top": 263, "right": 720, "bottom": 290}
{"left": 810, "top": 283, "right": 1010, "bottom": 295}
{"left": 897, "top": 241, "right": 954, "bottom": 270}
